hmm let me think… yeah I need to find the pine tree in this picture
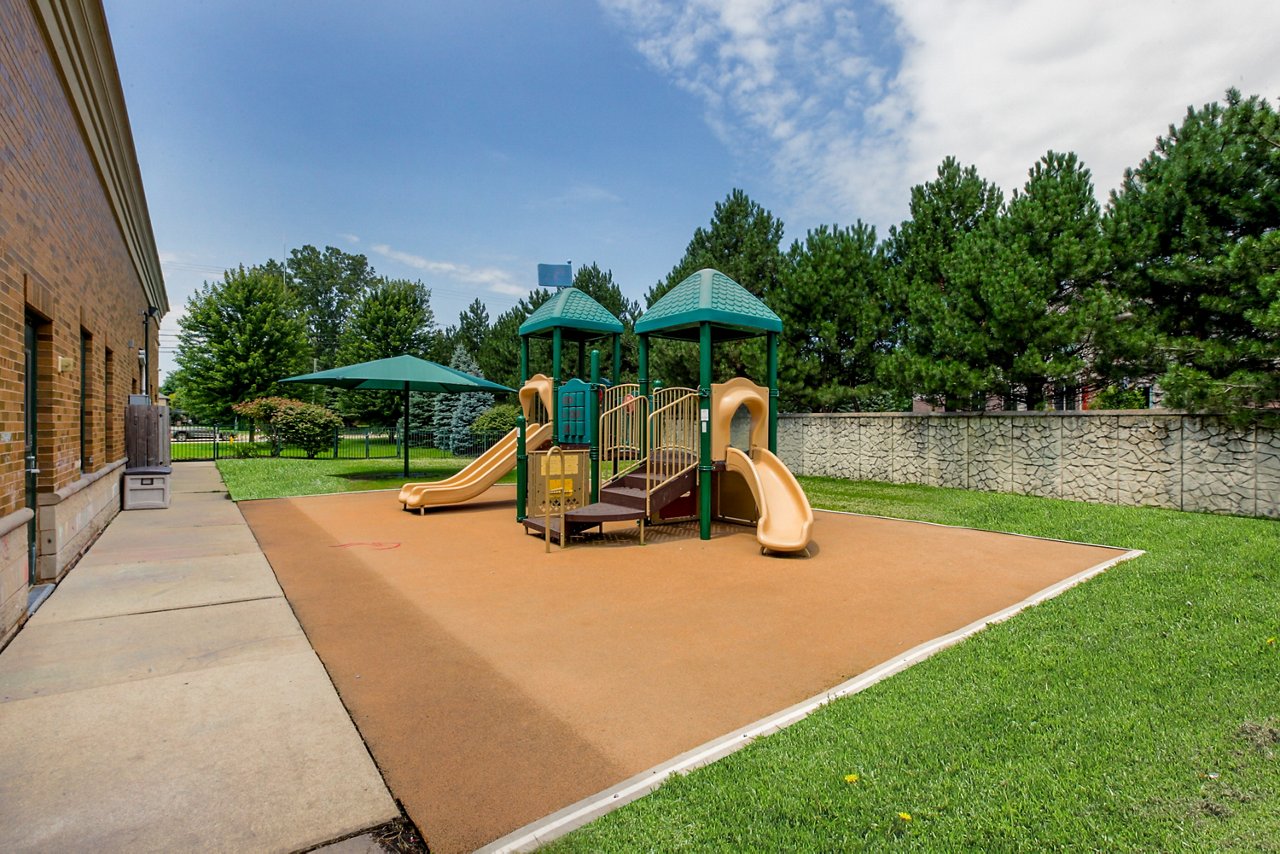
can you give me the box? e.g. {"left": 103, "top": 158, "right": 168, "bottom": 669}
{"left": 645, "top": 189, "right": 786, "bottom": 387}
{"left": 477, "top": 288, "right": 552, "bottom": 390}
{"left": 1103, "top": 89, "right": 1280, "bottom": 423}
{"left": 774, "top": 222, "right": 897, "bottom": 411}
{"left": 947, "top": 151, "right": 1107, "bottom": 408}
{"left": 455, "top": 298, "right": 490, "bottom": 363}
{"left": 435, "top": 344, "right": 494, "bottom": 454}
{"left": 880, "top": 157, "right": 1004, "bottom": 409}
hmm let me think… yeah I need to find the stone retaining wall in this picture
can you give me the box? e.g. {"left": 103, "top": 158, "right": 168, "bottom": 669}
{"left": 775, "top": 411, "right": 1279, "bottom": 518}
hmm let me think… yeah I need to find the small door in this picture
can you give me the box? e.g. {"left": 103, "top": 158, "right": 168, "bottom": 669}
{"left": 24, "top": 317, "right": 39, "bottom": 583}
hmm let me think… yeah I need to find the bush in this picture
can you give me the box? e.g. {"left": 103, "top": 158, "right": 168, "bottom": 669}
{"left": 232, "top": 397, "right": 342, "bottom": 458}
{"left": 1090, "top": 385, "right": 1148, "bottom": 410}
{"left": 471, "top": 403, "right": 519, "bottom": 437}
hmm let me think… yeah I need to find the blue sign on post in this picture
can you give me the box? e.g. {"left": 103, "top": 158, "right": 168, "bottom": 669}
{"left": 538, "top": 263, "right": 573, "bottom": 288}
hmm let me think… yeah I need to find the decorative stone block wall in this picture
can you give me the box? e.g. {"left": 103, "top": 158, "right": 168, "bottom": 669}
{"left": 777, "top": 411, "right": 1279, "bottom": 519}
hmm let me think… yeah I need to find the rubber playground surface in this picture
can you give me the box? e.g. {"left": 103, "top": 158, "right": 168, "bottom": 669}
{"left": 239, "top": 486, "right": 1129, "bottom": 853}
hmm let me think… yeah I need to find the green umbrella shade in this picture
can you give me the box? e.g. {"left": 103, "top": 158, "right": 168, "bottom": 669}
{"left": 280, "top": 354, "right": 514, "bottom": 394}
{"left": 280, "top": 355, "right": 514, "bottom": 477}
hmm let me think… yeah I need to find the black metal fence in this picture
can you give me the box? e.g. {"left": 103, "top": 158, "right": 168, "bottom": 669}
{"left": 169, "top": 425, "right": 506, "bottom": 463}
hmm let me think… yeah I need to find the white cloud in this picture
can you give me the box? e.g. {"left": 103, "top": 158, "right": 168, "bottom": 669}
{"left": 537, "top": 183, "right": 624, "bottom": 207}
{"left": 883, "top": 0, "right": 1280, "bottom": 212}
{"left": 600, "top": 0, "right": 1280, "bottom": 232}
{"left": 369, "top": 243, "right": 522, "bottom": 296}
{"left": 338, "top": 232, "right": 360, "bottom": 244}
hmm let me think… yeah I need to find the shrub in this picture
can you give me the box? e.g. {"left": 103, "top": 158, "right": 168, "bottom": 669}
{"left": 1090, "top": 385, "right": 1149, "bottom": 410}
{"left": 471, "top": 403, "right": 519, "bottom": 437}
{"left": 232, "top": 396, "right": 342, "bottom": 458}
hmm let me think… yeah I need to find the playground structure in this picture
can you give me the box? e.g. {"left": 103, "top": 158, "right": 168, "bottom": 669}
{"left": 400, "top": 269, "right": 814, "bottom": 554}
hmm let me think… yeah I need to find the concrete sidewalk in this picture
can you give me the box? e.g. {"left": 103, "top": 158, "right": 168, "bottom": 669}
{"left": 0, "top": 463, "right": 398, "bottom": 853}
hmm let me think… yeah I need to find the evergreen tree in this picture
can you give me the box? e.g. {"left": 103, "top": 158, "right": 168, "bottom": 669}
{"left": 775, "top": 222, "right": 896, "bottom": 411}
{"left": 565, "top": 263, "right": 641, "bottom": 381}
{"left": 477, "top": 288, "right": 553, "bottom": 390}
{"left": 947, "top": 151, "right": 1107, "bottom": 409}
{"left": 645, "top": 189, "right": 786, "bottom": 387}
{"left": 880, "top": 157, "right": 1004, "bottom": 409}
{"left": 454, "top": 298, "right": 490, "bottom": 362}
{"left": 174, "top": 265, "right": 310, "bottom": 422}
{"left": 1102, "top": 89, "right": 1280, "bottom": 423}
{"left": 434, "top": 344, "right": 494, "bottom": 453}
{"left": 335, "top": 278, "right": 436, "bottom": 429}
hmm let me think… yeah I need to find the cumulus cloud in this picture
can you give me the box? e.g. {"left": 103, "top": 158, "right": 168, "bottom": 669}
{"left": 600, "top": 0, "right": 1280, "bottom": 231}
{"left": 369, "top": 243, "right": 524, "bottom": 296}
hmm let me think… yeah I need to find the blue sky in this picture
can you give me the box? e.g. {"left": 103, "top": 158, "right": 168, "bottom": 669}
{"left": 101, "top": 1, "right": 1280, "bottom": 381}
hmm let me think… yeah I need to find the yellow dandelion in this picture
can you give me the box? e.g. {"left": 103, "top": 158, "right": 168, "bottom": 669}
{"left": 897, "top": 812, "right": 913, "bottom": 822}
{"left": 1267, "top": 637, "right": 1276, "bottom": 645}
{"left": 844, "top": 773, "right": 860, "bottom": 784}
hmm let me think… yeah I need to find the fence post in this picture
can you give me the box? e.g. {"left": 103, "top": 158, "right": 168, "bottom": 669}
{"left": 213, "top": 426, "right": 219, "bottom": 461}
{"left": 333, "top": 427, "right": 340, "bottom": 459}
{"left": 365, "top": 428, "right": 371, "bottom": 459}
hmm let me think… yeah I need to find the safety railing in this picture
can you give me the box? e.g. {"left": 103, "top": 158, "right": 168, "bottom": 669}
{"left": 599, "top": 386, "right": 647, "bottom": 484}
{"left": 524, "top": 391, "right": 551, "bottom": 430}
{"left": 599, "top": 383, "right": 640, "bottom": 419}
{"left": 644, "top": 389, "right": 700, "bottom": 515}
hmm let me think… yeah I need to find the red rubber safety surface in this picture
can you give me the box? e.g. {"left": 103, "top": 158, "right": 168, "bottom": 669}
{"left": 239, "top": 486, "right": 1126, "bottom": 853}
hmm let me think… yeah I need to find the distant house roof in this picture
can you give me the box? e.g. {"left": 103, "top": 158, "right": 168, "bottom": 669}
{"left": 634, "top": 268, "right": 781, "bottom": 341}
{"left": 519, "top": 287, "right": 624, "bottom": 340}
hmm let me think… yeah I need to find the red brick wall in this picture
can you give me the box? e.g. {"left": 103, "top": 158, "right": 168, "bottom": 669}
{"left": 1, "top": 0, "right": 158, "bottom": 519}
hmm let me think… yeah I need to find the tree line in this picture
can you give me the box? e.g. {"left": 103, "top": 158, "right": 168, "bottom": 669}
{"left": 169, "top": 89, "right": 1279, "bottom": 429}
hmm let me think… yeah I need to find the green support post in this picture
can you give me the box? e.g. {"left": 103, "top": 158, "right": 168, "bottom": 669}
{"left": 589, "top": 349, "right": 600, "bottom": 504}
{"left": 516, "top": 413, "right": 527, "bottom": 521}
{"left": 698, "top": 322, "right": 712, "bottom": 541}
{"left": 638, "top": 334, "right": 651, "bottom": 460}
{"left": 578, "top": 340, "right": 586, "bottom": 378}
{"left": 638, "top": 335, "right": 649, "bottom": 398}
{"left": 767, "top": 331, "right": 779, "bottom": 454}
{"left": 551, "top": 327, "right": 562, "bottom": 432}
{"left": 517, "top": 335, "right": 530, "bottom": 522}
{"left": 612, "top": 334, "right": 622, "bottom": 385}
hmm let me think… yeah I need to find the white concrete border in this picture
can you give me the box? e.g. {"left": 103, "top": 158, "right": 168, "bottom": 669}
{"left": 479, "top": 545, "right": 1145, "bottom": 853}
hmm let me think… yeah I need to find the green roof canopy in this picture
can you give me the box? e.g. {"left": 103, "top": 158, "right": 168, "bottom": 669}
{"left": 634, "top": 268, "right": 782, "bottom": 341}
{"left": 519, "top": 287, "right": 624, "bottom": 340}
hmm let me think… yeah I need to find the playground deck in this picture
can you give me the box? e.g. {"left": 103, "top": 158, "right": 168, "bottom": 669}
{"left": 239, "top": 485, "right": 1130, "bottom": 854}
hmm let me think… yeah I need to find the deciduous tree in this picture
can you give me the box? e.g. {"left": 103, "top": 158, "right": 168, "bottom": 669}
{"left": 286, "top": 245, "right": 378, "bottom": 369}
{"left": 174, "top": 265, "right": 310, "bottom": 422}
{"left": 335, "top": 278, "right": 436, "bottom": 429}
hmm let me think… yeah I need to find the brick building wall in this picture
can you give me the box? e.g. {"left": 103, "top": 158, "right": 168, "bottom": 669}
{"left": 1, "top": 0, "right": 165, "bottom": 644}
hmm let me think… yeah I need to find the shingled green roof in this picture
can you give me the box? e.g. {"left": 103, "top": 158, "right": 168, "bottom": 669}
{"left": 634, "top": 268, "right": 781, "bottom": 341}
{"left": 519, "top": 287, "right": 625, "bottom": 340}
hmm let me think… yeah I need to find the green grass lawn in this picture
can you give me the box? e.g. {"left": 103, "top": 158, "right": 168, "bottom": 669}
{"left": 545, "top": 477, "right": 1280, "bottom": 852}
{"left": 214, "top": 455, "right": 516, "bottom": 501}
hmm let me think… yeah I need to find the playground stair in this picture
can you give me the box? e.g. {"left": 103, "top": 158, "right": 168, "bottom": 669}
{"left": 523, "top": 455, "right": 697, "bottom": 544}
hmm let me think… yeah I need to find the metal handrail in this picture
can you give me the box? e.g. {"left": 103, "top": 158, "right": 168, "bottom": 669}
{"left": 645, "top": 390, "right": 700, "bottom": 516}
{"left": 600, "top": 383, "right": 640, "bottom": 415}
{"left": 651, "top": 385, "right": 695, "bottom": 412}
{"left": 599, "top": 389, "right": 648, "bottom": 485}
{"left": 525, "top": 393, "right": 550, "bottom": 431}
